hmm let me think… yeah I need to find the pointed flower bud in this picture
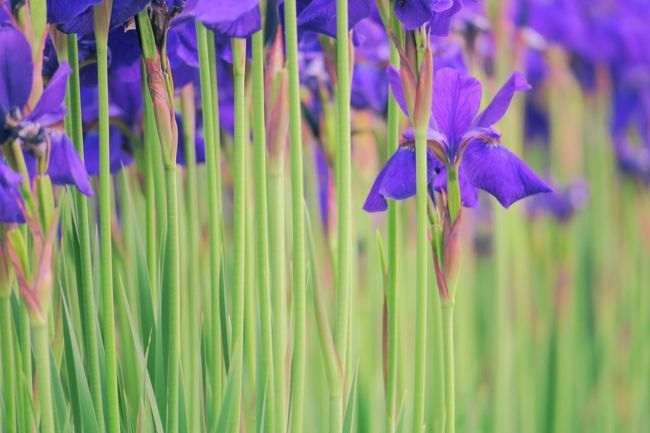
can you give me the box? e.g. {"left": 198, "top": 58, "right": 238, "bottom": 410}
{"left": 413, "top": 46, "right": 433, "bottom": 133}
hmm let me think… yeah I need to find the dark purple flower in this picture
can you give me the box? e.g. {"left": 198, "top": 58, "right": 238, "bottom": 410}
{"left": 394, "top": 0, "right": 461, "bottom": 34}
{"left": 0, "top": 156, "right": 24, "bottom": 223}
{"left": 47, "top": 0, "right": 101, "bottom": 26}
{"left": 296, "top": 0, "right": 373, "bottom": 38}
{"left": 182, "top": 0, "right": 261, "bottom": 37}
{"left": 0, "top": 27, "right": 92, "bottom": 196}
{"left": 56, "top": 0, "right": 150, "bottom": 35}
{"left": 364, "top": 67, "right": 551, "bottom": 212}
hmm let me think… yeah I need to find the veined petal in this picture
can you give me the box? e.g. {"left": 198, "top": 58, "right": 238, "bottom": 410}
{"left": 431, "top": 68, "right": 482, "bottom": 145}
{"left": 0, "top": 27, "right": 33, "bottom": 111}
{"left": 473, "top": 71, "right": 531, "bottom": 128}
{"left": 363, "top": 146, "right": 437, "bottom": 212}
{"left": 47, "top": 131, "right": 94, "bottom": 196}
{"left": 461, "top": 138, "right": 552, "bottom": 208}
{"left": 26, "top": 62, "right": 72, "bottom": 126}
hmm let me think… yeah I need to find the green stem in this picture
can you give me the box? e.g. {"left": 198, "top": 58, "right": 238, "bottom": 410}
{"left": 164, "top": 165, "right": 181, "bottom": 433}
{"left": 284, "top": 1, "right": 307, "bottom": 432}
{"left": 180, "top": 85, "right": 201, "bottom": 433}
{"left": 0, "top": 294, "right": 16, "bottom": 433}
{"left": 334, "top": 0, "right": 352, "bottom": 373}
{"left": 196, "top": 22, "right": 223, "bottom": 414}
{"left": 412, "top": 131, "right": 429, "bottom": 433}
{"left": 18, "top": 301, "right": 33, "bottom": 433}
{"left": 65, "top": 33, "right": 106, "bottom": 433}
{"left": 441, "top": 304, "right": 455, "bottom": 433}
{"left": 252, "top": 27, "right": 277, "bottom": 433}
{"left": 385, "top": 27, "right": 400, "bottom": 433}
{"left": 93, "top": 4, "right": 120, "bottom": 433}
{"left": 229, "top": 37, "right": 247, "bottom": 433}
{"left": 447, "top": 165, "right": 461, "bottom": 223}
{"left": 31, "top": 323, "right": 55, "bottom": 433}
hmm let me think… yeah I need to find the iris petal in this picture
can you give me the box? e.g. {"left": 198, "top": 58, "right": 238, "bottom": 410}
{"left": 0, "top": 27, "right": 33, "bottom": 111}
{"left": 473, "top": 71, "right": 531, "bottom": 128}
{"left": 26, "top": 62, "right": 72, "bottom": 126}
{"left": 47, "top": 131, "right": 94, "bottom": 196}
{"left": 461, "top": 139, "right": 552, "bottom": 208}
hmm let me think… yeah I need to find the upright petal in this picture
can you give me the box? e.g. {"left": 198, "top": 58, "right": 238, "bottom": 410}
{"left": 363, "top": 146, "right": 437, "bottom": 212}
{"left": 473, "top": 71, "right": 531, "bottom": 128}
{"left": 26, "top": 62, "right": 72, "bottom": 126}
{"left": 431, "top": 68, "right": 482, "bottom": 144}
{"left": 428, "top": 0, "right": 462, "bottom": 36}
{"left": 394, "top": 0, "right": 434, "bottom": 30}
{"left": 461, "top": 138, "right": 552, "bottom": 208}
{"left": 47, "top": 131, "right": 94, "bottom": 196}
{"left": 0, "top": 27, "right": 33, "bottom": 111}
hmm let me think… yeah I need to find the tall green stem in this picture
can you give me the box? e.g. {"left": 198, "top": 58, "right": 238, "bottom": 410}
{"left": 0, "top": 294, "right": 16, "bottom": 433}
{"left": 32, "top": 323, "right": 55, "bottom": 433}
{"left": 143, "top": 75, "right": 159, "bottom": 305}
{"left": 334, "top": 0, "right": 352, "bottom": 392}
{"left": 385, "top": 36, "right": 400, "bottom": 433}
{"left": 65, "top": 33, "right": 106, "bottom": 433}
{"left": 93, "top": 5, "right": 120, "bottom": 433}
{"left": 284, "top": 1, "right": 307, "bottom": 432}
{"left": 442, "top": 304, "right": 455, "bottom": 433}
{"left": 164, "top": 165, "right": 181, "bottom": 433}
{"left": 412, "top": 131, "right": 428, "bottom": 433}
{"left": 229, "top": 37, "right": 247, "bottom": 433}
{"left": 252, "top": 27, "right": 277, "bottom": 433}
{"left": 195, "top": 22, "right": 223, "bottom": 414}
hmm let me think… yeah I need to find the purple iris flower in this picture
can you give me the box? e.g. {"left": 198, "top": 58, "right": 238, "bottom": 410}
{"left": 181, "top": 0, "right": 261, "bottom": 37}
{"left": 364, "top": 67, "right": 551, "bottom": 212}
{"left": 526, "top": 180, "right": 589, "bottom": 222}
{"left": 53, "top": 0, "right": 150, "bottom": 35}
{"left": 83, "top": 126, "right": 133, "bottom": 175}
{"left": 0, "top": 155, "right": 24, "bottom": 223}
{"left": 0, "top": 27, "right": 92, "bottom": 196}
{"left": 394, "top": 0, "right": 462, "bottom": 34}
{"left": 295, "top": 0, "right": 373, "bottom": 38}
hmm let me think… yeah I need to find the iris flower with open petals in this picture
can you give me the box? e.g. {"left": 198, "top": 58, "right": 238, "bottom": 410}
{"left": 364, "top": 67, "right": 551, "bottom": 212}
{"left": 0, "top": 27, "right": 92, "bottom": 198}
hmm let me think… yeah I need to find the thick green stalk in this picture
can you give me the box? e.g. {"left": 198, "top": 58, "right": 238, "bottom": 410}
{"left": 229, "top": 37, "right": 247, "bottom": 433}
{"left": 143, "top": 75, "right": 159, "bottom": 305}
{"left": 195, "top": 22, "right": 223, "bottom": 413}
{"left": 93, "top": 5, "right": 120, "bottom": 433}
{"left": 385, "top": 30, "right": 400, "bottom": 433}
{"left": 284, "top": 1, "right": 307, "bottom": 432}
{"left": 268, "top": 158, "right": 287, "bottom": 430}
{"left": 446, "top": 166, "right": 461, "bottom": 223}
{"left": 0, "top": 294, "right": 16, "bottom": 433}
{"left": 65, "top": 33, "right": 106, "bottom": 433}
{"left": 412, "top": 131, "right": 428, "bottom": 433}
{"left": 164, "top": 165, "right": 181, "bottom": 433}
{"left": 334, "top": 0, "right": 352, "bottom": 390}
{"left": 441, "top": 304, "right": 455, "bottom": 433}
{"left": 206, "top": 33, "right": 224, "bottom": 238}
{"left": 252, "top": 28, "right": 277, "bottom": 433}
{"left": 180, "top": 86, "right": 202, "bottom": 433}
{"left": 31, "top": 323, "right": 55, "bottom": 433}
{"left": 18, "top": 302, "right": 33, "bottom": 433}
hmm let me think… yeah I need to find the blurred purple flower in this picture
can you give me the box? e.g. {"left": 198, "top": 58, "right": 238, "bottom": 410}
{"left": 0, "top": 27, "right": 92, "bottom": 197}
{"left": 296, "top": 0, "right": 373, "bottom": 38}
{"left": 526, "top": 180, "right": 589, "bottom": 222}
{"left": 83, "top": 126, "right": 132, "bottom": 175}
{"left": 175, "top": 112, "right": 206, "bottom": 165}
{"left": 364, "top": 67, "right": 551, "bottom": 212}
{"left": 395, "top": 0, "right": 462, "bottom": 34}
{"left": 0, "top": 155, "right": 24, "bottom": 223}
{"left": 182, "top": 0, "right": 261, "bottom": 37}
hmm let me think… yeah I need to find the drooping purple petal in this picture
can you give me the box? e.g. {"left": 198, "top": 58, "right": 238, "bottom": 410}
{"left": 431, "top": 68, "right": 482, "bottom": 144}
{"left": 47, "top": 131, "right": 94, "bottom": 196}
{"left": 185, "top": 0, "right": 261, "bottom": 37}
{"left": 473, "top": 71, "right": 531, "bottom": 128}
{"left": 46, "top": 0, "right": 100, "bottom": 25}
{"left": 0, "top": 27, "right": 33, "bottom": 111}
{"left": 25, "top": 62, "right": 72, "bottom": 126}
{"left": 461, "top": 138, "right": 552, "bottom": 208}
{"left": 296, "top": 0, "right": 373, "bottom": 38}
{"left": 363, "top": 146, "right": 438, "bottom": 212}
{"left": 59, "top": 0, "right": 149, "bottom": 35}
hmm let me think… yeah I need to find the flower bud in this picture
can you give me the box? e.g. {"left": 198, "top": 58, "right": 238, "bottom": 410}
{"left": 145, "top": 58, "right": 178, "bottom": 167}
{"left": 413, "top": 47, "right": 433, "bottom": 132}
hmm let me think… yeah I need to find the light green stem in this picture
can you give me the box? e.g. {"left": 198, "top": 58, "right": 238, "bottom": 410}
{"left": 93, "top": 4, "right": 120, "bottom": 433}
{"left": 143, "top": 74, "right": 159, "bottom": 306}
{"left": 284, "top": 1, "right": 307, "bottom": 432}
{"left": 334, "top": 0, "right": 352, "bottom": 392}
{"left": 442, "top": 304, "right": 455, "bottom": 433}
{"left": 252, "top": 27, "right": 277, "bottom": 433}
{"left": 32, "top": 323, "right": 55, "bottom": 433}
{"left": 229, "top": 37, "right": 247, "bottom": 433}
{"left": 447, "top": 165, "right": 461, "bottom": 223}
{"left": 0, "top": 295, "right": 16, "bottom": 433}
{"left": 65, "top": 33, "right": 106, "bottom": 433}
{"left": 412, "top": 131, "right": 428, "bottom": 433}
{"left": 385, "top": 27, "right": 400, "bottom": 433}
{"left": 195, "top": 22, "right": 223, "bottom": 413}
